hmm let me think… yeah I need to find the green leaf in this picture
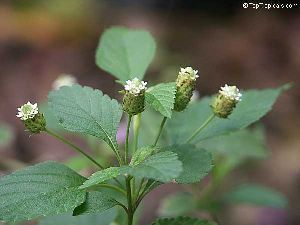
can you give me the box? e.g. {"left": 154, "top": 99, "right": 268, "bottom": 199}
{"left": 223, "top": 183, "right": 288, "bottom": 208}
{"left": 167, "top": 85, "right": 288, "bottom": 144}
{"left": 162, "top": 145, "right": 213, "bottom": 184}
{"left": 130, "top": 146, "right": 158, "bottom": 166}
{"left": 124, "top": 151, "right": 182, "bottom": 183}
{"left": 80, "top": 167, "right": 121, "bottom": 189}
{"left": 39, "top": 209, "right": 117, "bottom": 225}
{"left": 0, "top": 161, "right": 86, "bottom": 222}
{"left": 73, "top": 191, "right": 118, "bottom": 216}
{"left": 96, "top": 27, "right": 156, "bottom": 81}
{"left": 201, "top": 126, "right": 268, "bottom": 163}
{"left": 151, "top": 216, "right": 217, "bottom": 225}
{"left": 159, "top": 193, "right": 197, "bottom": 216}
{"left": 48, "top": 85, "right": 122, "bottom": 153}
{"left": 145, "top": 82, "right": 176, "bottom": 118}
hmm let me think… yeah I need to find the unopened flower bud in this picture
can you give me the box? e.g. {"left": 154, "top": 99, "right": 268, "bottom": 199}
{"left": 122, "top": 78, "right": 147, "bottom": 115}
{"left": 174, "top": 67, "right": 199, "bottom": 111}
{"left": 211, "top": 84, "right": 242, "bottom": 118}
{"left": 16, "top": 102, "right": 46, "bottom": 134}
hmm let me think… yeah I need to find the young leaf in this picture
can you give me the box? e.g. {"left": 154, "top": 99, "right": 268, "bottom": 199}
{"left": 73, "top": 191, "right": 118, "bottom": 216}
{"left": 159, "top": 193, "right": 197, "bottom": 216}
{"left": 151, "top": 216, "right": 217, "bottom": 225}
{"left": 39, "top": 209, "right": 117, "bottom": 225}
{"left": 223, "top": 183, "right": 288, "bottom": 208}
{"left": 48, "top": 85, "right": 122, "bottom": 154}
{"left": 0, "top": 161, "right": 86, "bottom": 222}
{"left": 162, "top": 145, "right": 213, "bottom": 184}
{"left": 80, "top": 167, "right": 121, "bottom": 189}
{"left": 145, "top": 82, "right": 176, "bottom": 118}
{"left": 96, "top": 27, "right": 156, "bottom": 81}
{"left": 167, "top": 85, "right": 289, "bottom": 144}
{"left": 130, "top": 146, "right": 158, "bottom": 166}
{"left": 124, "top": 151, "right": 182, "bottom": 183}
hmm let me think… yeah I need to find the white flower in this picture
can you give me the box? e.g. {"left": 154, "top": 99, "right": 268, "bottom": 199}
{"left": 178, "top": 66, "right": 199, "bottom": 81}
{"left": 16, "top": 101, "right": 39, "bottom": 121}
{"left": 124, "top": 77, "right": 147, "bottom": 95}
{"left": 219, "top": 84, "right": 242, "bottom": 102}
{"left": 52, "top": 74, "right": 77, "bottom": 90}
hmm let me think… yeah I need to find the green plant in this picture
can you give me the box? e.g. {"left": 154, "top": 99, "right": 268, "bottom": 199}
{"left": 0, "top": 27, "right": 289, "bottom": 225}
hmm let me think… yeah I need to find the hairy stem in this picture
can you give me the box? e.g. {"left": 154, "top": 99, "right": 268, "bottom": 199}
{"left": 45, "top": 129, "right": 104, "bottom": 169}
{"left": 153, "top": 116, "right": 167, "bottom": 146}
{"left": 186, "top": 114, "right": 215, "bottom": 143}
{"left": 126, "top": 177, "right": 134, "bottom": 225}
{"left": 133, "top": 113, "right": 141, "bottom": 153}
{"left": 125, "top": 115, "right": 132, "bottom": 164}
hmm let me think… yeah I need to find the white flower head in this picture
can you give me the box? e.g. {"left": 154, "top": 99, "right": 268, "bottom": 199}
{"left": 124, "top": 77, "right": 147, "bottom": 96}
{"left": 52, "top": 74, "right": 77, "bottom": 90}
{"left": 16, "top": 101, "right": 39, "bottom": 121}
{"left": 219, "top": 84, "right": 242, "bottom": 102}
{"left": 179, "top": 66, "right": 199, "bottom": 81}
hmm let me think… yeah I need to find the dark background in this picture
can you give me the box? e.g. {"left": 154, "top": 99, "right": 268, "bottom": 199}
{"left": 0, "top": 1, "right": 299, "bottom": 224}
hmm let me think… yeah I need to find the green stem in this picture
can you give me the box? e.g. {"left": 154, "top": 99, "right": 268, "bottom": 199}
{"left": 153, "top": 116, "right": 167, "bottom": 146}
{"left": 95, "top": 183, "right": 126, "bottom": 195}
{"left": 45, "top": 129, "right": 104, "bottom": 169}
{"left": 133, "top": 113, "right": 141, "bottom": 153}
{"left": 125, "top": 115, "right": 132, "bottom": 164}
{"left": 185, "top": 114, "right": 215, "bottom": 143}
{"left": 126, "top": 177, "right": 134, "bottom": 225}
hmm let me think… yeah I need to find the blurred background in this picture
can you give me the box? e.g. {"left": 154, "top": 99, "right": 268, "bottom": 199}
{"left": 0, "top": 0, "right": 299, "bottom": 225}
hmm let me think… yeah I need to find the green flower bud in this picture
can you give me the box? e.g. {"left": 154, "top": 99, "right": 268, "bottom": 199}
{"left": 174, "top": 67, "right": 199, "bottom": 112}
{"left": 122, "top": 78, "right": 147, "bottom": 115}
{"left": 211, "top": 84, "right": 242, "bottom": 118}
{"left": 16, "top": 102, "right": 46, "bottom": 134}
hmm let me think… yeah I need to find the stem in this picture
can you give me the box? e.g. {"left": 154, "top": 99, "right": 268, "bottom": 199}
{"left": 185, "top": 114, "right": 215, "bottom": 143}
{"left": 125, "top": 115, "right": 132, "bottom": 164}
{"left": 126, "top": 177, "right": 134, "bottom": 225}
{"left": 153, "top": 117, "right": 167, "bottom": 146}
{"left": 45, "top": 129, "right": 104, "bottom": 169}
{"left": 133, "top": 113, "right": 141, "bottom": 153}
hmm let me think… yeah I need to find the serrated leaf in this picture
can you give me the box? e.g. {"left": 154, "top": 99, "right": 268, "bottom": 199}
{"left": 0, "top": 161, "right": 86, "bottom": 222}
{"left": 96, "top": 27, "right": 156, "bottom": 81}
{"left": 201, "top": 127, "right": 268, "bottom": 164}
{"left": 162, "top": 145, "right": 213, "bottom": 184}
{"left": 159, "top": 193, "right": 197, "bottom": 216}
{"left": 80, "top": 167, "right": 121, "bottom": 189}
{"left": 167, "top": 85, "right": 288, "bottom": 144}
{"left": 124, "top": 151, "right": 182, "bottom": 183}
{"left": 223, "top": 184, "right": 288, "bottom": 208}
{"left": 130, "top": 146, "right": 158, "bottom": 166}
{"left": 152, "top": 216, "right": 217, "bottom": 225}
{"left": 73, "top": 191, "right": 118, "bottom": 216}
{"left": 48, "top": 85, "right": 122, "bottom": 153}
{"left": 145, "top": 82, "right": 176, "bottom": 118}
{"left": 39, "top": 209, "right": 117, "bottom": 225}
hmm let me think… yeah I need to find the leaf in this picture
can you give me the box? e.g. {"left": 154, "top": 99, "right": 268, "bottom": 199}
{"left": 201, "top": 126, "right": 268, "bottom": 163}
{"left": 39, "top": 102, "right": 63, "bottom": 132}
{"left": 159, "top": 193, "right": 197, "bottom": 216}
{"left": 39, "top": 209, "right": 117, "bottom": 225}
{"left": 145, "top": 82, "right": 176, "bottom": 118}
{"left": 166, "top": 85, "right": 289, "bottom": 144}
{"left": 151, "top": 216, "right": 217, "bottom": 225}
{"left": 130, "top": 146, "right": 158, "bottom": 166}
{"left": 48, "top": 85, "right": 122, "bottom": 153}
{"left": 80, "top": 167, "right": 121, "bottom": 189}
{"left": 223, "top": 183, "right": 288, "bottom": 208}
{"left": 124, "top": 151, "right": 182, "bottom": 183}
{"left": 73, "top": 191, "right": 118, "bottom": 216}
{"left": 162, "top": 145, "right": 213, "bottom": 184}
{"left": 0, "top": 161, "right": 86, "bottom": 222}
{"left": 96, "top": 27, "right": 156, "bottom": 81}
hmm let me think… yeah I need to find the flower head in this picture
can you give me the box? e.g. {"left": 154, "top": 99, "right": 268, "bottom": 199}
{"left": 178, "top": 66, "right": 199, "bottom": 82}
{"left": 219, "top": 84, "right": 242, "bottom": 102}
{"left": 16, "top": 102, "right": 39, "bottom": 121}
{"left": 52, "top": 74, "right": 77, "bottom": 90}
{"left": 124, "top": 78, "right": 147, "bottom": 96}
